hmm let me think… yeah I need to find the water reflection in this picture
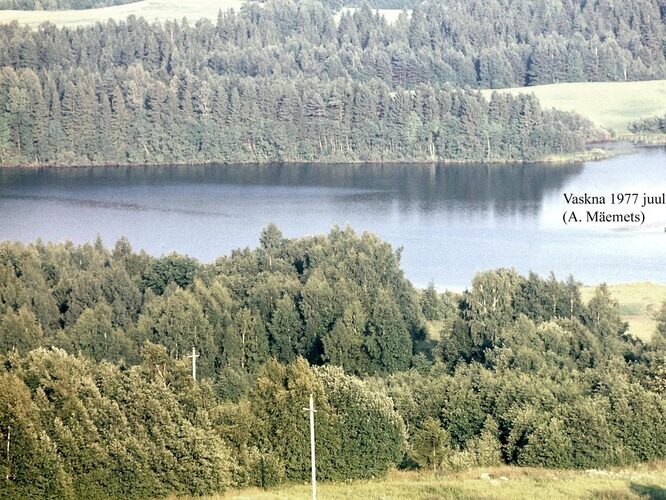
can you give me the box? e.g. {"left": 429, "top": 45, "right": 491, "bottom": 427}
{"left": 0, "top": 161, "right": 584, "bottom": 218}
{"left": 0, "top": 151, "right": 663, "bottom": 289}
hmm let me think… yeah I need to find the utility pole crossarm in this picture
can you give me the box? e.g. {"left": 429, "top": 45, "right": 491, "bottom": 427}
{"left": 186, "top": 346, "right": 200, "bottom": 380}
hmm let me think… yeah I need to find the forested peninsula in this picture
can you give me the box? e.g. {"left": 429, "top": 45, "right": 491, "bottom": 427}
{"left": 1, "top": 0, "right": 665, "bottom": 165}
{"left": 1, "top": 227, "right": 665, "bottom": 497}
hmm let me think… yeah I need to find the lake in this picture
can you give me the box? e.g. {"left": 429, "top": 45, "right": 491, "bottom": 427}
{"left": 1, "top": 146, "right": 665, "bottom": 289}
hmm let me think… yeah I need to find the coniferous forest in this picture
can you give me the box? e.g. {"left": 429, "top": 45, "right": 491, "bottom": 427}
{"left": 1, "top": 228, "right": 665, "bottom": 497}
{"left": 2, "top": 0, "right": 666, "bottom": 165}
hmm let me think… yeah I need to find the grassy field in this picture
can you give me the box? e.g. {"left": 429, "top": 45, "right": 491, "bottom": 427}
{"left": 582, "top": 282, "right": 666, "bottom": 342}
{"left": 198, "top": 463, "right": 666, "bottom": 499}
{"left": 0, "top": 0, "right": 407, "bottom": 28}
{"left": 335, "top": 7, "right": 409, "bottom": 24}
{"left": 0, "top": 0, "right": 248, "bottom": 28}
{"left": 482, "top": 80, "right": 666, "bottom": 135}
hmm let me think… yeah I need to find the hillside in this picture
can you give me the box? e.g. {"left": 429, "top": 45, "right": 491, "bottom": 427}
{"left": 0, "top": 0, "right": 247, "bottom": 28}
{"left": 482, "top": 80, "right": 666, "bottom": 135}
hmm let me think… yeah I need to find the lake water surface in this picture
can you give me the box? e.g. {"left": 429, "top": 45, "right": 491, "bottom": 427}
{"left": 1, "top": 147, "right": 665, "bottom": 289}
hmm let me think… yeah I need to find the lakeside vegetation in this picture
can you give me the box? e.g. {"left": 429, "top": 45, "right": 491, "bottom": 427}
{"left": 1, "top": 228, "right": 665, "bottom": 497}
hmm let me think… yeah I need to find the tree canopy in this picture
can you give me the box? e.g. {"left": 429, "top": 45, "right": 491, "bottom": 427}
{"left": 1, "top": 229, "right": 665, "bottom": 496}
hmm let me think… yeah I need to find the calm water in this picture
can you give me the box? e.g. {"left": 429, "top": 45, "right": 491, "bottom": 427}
{"left": 1, "top": 147, "right": 665, "bottom": 289}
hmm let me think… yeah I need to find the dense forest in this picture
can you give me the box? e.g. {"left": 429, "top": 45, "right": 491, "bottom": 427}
{"left": 2, "top": 0, "right": 666, "bottom": 164}
{"left": 1, "top": 227, "right": 665, "bottom": 497}
{"left": 0, "top": 67, "right": 595, "bottom": 165}
{"left": 0, "top": 0, "right": 136, "bottom": 10}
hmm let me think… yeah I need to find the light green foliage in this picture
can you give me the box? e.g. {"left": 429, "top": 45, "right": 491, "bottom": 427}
{"left": 59, "top": 303, "right": 131, "bottom": 362}
{"left": 654, "top": 302, "right": 666, "bottom": 350}
{"left": 222, "top": 307, "right": 269, "bottom": 371}
{"left": 137, "top": 286, "right": 215, "bottom": 375}
{"left": 464, "top": 268, "right": 523, "bottom": 348}
{"left": 322, "top": 299, "right": 366, "bottom": 372}
{"left": 0, "top": 348, "right": 234, "bottom": 498}
{"left": 410, "top": 418, "right": 452, "bottom": 471}
{"left": 517, "top": 417, "right": 575, "bottom": 468}
{"left": 0, "top": 305, "right": 43, "bottom": 352}
{"left": 464, "top": 416, "right": 503, "bottom": 467}
{"left": 243, "top": 359, "right": 406, "bottom": 483}
{"left": 584, "top": 284, "right": 628, "bottom": 339}
{"left": 315, "top": 365, "right": 407, "bottom": 478}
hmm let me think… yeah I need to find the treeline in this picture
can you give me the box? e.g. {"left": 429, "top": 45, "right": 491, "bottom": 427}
{"left": 0, "top": 66, "right": 594, "bottom": 165}
{"left": 0, "top": 0, "right": 136, "bottom": 9}
{"left": 1, "top": 228, "right": 666, "bottom": 496}
{"left": 1, "top": 1, "right": 664, "bottom": 87}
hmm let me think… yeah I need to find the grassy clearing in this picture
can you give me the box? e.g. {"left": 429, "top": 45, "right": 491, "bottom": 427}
{"left": 0, "top": 0, "right": 247, "bottom": 28}
{"left": 582, "top": 281, "right": 666, "bottom": 342}
{"left": 482, "top": 80, "right": 666, "bottom": 135}
{"left": 197, "top": 463, "right": 666, "bottom": 499}
{"left": 0, "top": 0, "right": 407, "bottom": 28}
{"left": 335, "top": 7, "right": 409, "bottom": 24}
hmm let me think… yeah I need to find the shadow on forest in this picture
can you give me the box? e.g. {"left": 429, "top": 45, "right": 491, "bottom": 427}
{"left": 630, "top": 482, "right": 666, "bottom": 500}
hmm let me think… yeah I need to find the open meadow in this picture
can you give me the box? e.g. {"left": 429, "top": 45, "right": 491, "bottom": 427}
{"left": 0, "top": 0, "right": 247, "bottom": 28}
{"left": 201, "top": 463, "right": 666, "bottom": 500}
{"left": 482, "top": 80, "right": 666, "bottom": 135}
{"left": 0, "top": 0, "right": 408, "bottom": 28}
{"left": 582, "top": 282, "right": 666, "bottom": 342}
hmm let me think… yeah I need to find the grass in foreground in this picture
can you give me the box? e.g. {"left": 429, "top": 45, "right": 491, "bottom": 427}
{"left": 582, "top": 281, "right": 666, "bottom": 342}
{"left": 197, "top": 463, "right": 666, "bottom": 499}
{"left": 482, "top": 80, "right": 666, "bottom": 135}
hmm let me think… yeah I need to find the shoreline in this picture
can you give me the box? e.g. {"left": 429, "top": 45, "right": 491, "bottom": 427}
{"left": 0, "top": 148, "right": 615, "bottom": 170}
{"left": 4, "top": 136, "right": 664, "bottom": 170}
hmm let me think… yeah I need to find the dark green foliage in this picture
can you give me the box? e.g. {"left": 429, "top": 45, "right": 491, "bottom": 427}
{"left": 141, "top": 253, "right": 199, "bottom": 294}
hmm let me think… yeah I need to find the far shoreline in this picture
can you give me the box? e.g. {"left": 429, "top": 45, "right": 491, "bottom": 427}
{"left": 3, "top": 138, "right": 664, "bottom": 170}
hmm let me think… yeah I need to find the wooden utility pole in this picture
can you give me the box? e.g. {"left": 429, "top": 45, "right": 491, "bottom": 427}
{"left": 187, "top": 347, "right": 199, "bottom": 380}
{"left": 5, "top": 424, "right": 10, "bottom": 481}
{"left": 302, "top": 394, "right": 317, "bottom": 500}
